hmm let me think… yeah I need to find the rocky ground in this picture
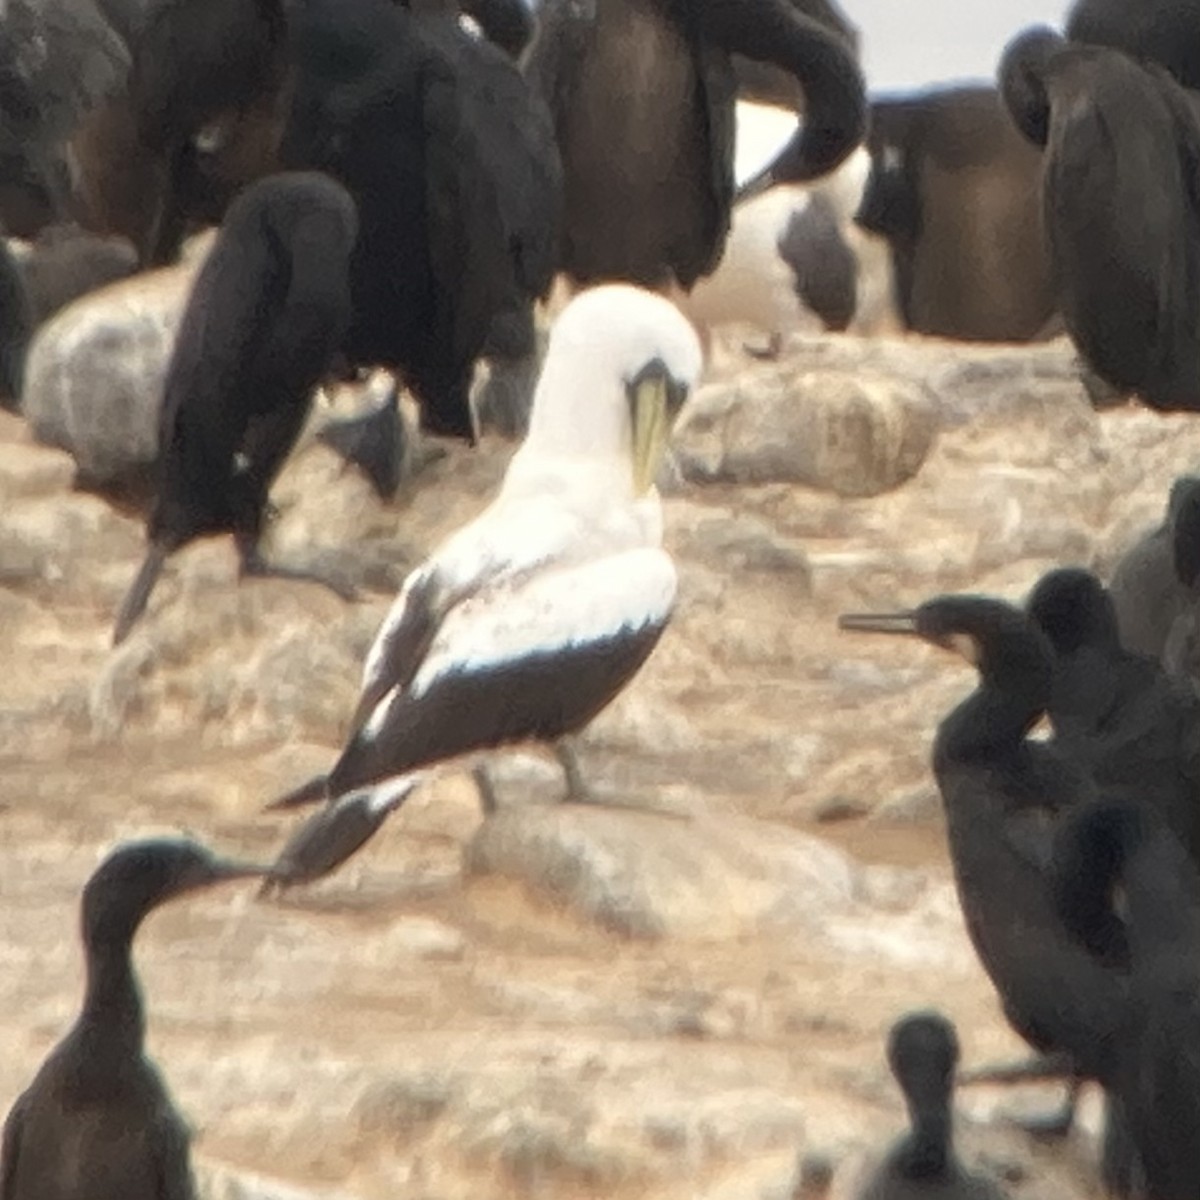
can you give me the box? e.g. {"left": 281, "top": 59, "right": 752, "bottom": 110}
{"left": 2, "top": 323, "right": 1196, "bottom": 1199}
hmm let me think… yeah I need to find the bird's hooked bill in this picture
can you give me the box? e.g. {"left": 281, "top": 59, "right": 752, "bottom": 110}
{"left": 837, "top": 611, "right": 920, "bottom": 635}
{"left": 629, "top": 363, "right": 686, "bottom": 496}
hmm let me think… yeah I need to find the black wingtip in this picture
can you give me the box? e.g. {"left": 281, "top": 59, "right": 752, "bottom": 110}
{"left": 264, "top": 773, "right": 330, "bottom": 812}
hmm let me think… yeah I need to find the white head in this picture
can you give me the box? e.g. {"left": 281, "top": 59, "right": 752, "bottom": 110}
{"left": 515, "top": 284, "right": 704, "bottom": 497}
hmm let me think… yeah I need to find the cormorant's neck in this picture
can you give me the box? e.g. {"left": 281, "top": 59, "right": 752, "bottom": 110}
{"left": 1124, "top": 835, "right": 1200, "bottom": 963}
{"left": 896, "top": 1106, "right": 951, "bottom": 1178}
{"left": 935, "top": 630, "right": 1051, "bottom": 763}
{"left": 79, "top": 935, "right": 146, "bottom": 1053}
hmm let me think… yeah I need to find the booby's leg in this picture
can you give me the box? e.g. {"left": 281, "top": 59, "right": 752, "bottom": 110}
{"left": 473, "top": 764, "right": 500, "bottom": 815}
{"left": 555, "top": 740, "right": 594, "bottom": 803}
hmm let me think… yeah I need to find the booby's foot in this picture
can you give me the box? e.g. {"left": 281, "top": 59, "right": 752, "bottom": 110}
{"left": 743, "top": 331, "right": 783, "bottom": 361}
{"left": 239, "top": 550, "right": 360, "bottom": 603}
{"left": 554, "top": 741, "right": 595, "bottom": 803}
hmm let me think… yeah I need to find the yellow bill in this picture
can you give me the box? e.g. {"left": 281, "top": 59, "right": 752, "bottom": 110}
{"left": 631, "top": 373, "right": 671, "bottom": 496}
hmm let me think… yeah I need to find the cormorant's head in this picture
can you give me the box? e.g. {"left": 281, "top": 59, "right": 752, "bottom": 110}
{"left": 520, "top": 284, "right": 702, "bottom": 497}
{"left": 1168, "top": 474, "right": 1200, "bottom": 588}
{"left": 838, "top": 595, "right": 1034, "bottom": 666}
{"left": 82, "top": 837, "right": 265, "bottom": 949}
{"left": 998, "top": 25, "right": 1064, "bottom": 147}
{"left": 1026, "top": 567, "right": 1119, "bottom": 655}
{"left": 887, "top": 1010, "right": 958, "bottom": 1178}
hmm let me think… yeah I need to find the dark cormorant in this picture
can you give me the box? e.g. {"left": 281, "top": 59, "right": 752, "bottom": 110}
{"left": 0, "top": 837, "right": 264, "bottom": 1200}
{"left": 1108, "top": 475, "right": 1200, "bottom": 678}
{"left": 854, "top": 1011, "right": 1009, "bottom": 1200}
{"left": 1053, "top": 800, "right": 1200, "bottom": 1200}
{"left": 839, "top": 597, "right": 1128, "bottom": 1136}
{"left": 112, "top": 171, "right": 359, "bottom": 646}
{"left": 1026, "top": 566, "right": 1200, "bottom": 865}
{"left": 999, "top": 27, "right": 1200, "bottom": 412}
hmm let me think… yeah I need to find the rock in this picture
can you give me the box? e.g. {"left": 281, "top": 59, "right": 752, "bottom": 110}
{"left": 21, "top": 257, "right": 205, "bottom": 489}
{"left": 198, "top": 1162, "right": 358, "bottom": 1200}
{"left": 464, "top": 805, "right": 859, "bottom": 939}
{"left": 676, "top": 368, "right": 939, "bottom": 497}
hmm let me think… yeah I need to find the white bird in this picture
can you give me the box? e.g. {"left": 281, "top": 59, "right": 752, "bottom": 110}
{"left": 264, "top": 284, "right": 702, "bottom": 880}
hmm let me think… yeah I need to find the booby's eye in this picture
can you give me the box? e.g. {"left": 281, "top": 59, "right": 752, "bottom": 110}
{"left": 625, "top": 357, "right": 690, "bottom": 421}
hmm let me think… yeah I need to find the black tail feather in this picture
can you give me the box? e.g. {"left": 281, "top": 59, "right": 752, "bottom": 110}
{"left": 265, "top": 773, "right": 330, "bottom": 811}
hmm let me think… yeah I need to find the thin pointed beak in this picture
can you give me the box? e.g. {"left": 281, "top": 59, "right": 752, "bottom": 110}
{"left": 631, "top": 374, "right": 672, "bottom": 496}
{"left": 837, "top": 611, "right": 920, "bottom": 635}
{"left": 208, "top": 859, "right": 271, "bottom": 882}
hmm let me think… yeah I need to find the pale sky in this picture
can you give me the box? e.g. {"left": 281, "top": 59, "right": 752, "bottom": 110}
{"left": 853, "top": 0, "right": 1072, "bottom": 93}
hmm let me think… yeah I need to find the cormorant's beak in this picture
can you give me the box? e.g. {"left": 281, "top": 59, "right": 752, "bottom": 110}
{"left": 839, "top": 612, "right": 978, "bottom": 664}
{"left": 178, "top": 855, "right": 270, "bottom": 894}
{"left": 628, "top": 358, "right": 689, "bottom": 496}
{"left": 837, "top": 611, "right": 920, "bottom": 636}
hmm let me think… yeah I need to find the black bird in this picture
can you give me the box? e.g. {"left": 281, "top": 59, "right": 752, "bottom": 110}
{"left": 999, "top": 27, "right": 1200, "bottom": 413}
{"left": 112, "top": 170, "right": 359, "bottom": 646}
{"left": 854, "top": 1011, "right": 1008, "bottom": 1200}
{"left": 839, "top": 597, "right": 1128, "bottom": 1137}
{"left": 1108, "top": 474, "right": 1200, "bottom": 674}
{"left": 1054, "top": 800, "right": 1200, "bottom": 1200}
{"left": 0, "top": 837, "right": 264, "bottom": 1200}
{"left": 1026, "top": 566, "right": 1200, "bottom": 865}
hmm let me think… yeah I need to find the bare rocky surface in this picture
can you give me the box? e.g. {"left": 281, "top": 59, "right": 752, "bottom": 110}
{"left": 2, "top": 319, "right": 1196, "bottom": 1199}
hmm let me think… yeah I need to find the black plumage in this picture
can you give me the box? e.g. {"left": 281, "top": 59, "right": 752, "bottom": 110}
{"left": 112, "top": 170, "right": 358, "bottom": 646}
{"left": 0, "top": 0, "right": 129, "bottom": 237}
{"left": 280, "top": 0, "right": 562, "bottom": 441}
{"left": 1000, "top": 27, "right": 1200, "bottom": 412}
{"left": 0, "top": 837, "right": 263, "bottom": 1200}
{"left": 1109, "top": 475, "right": 1200, "bottom": 669}
{"left": 0, "top": 238, "right": 33, "bottom": 409}
{"left": 13, "top": 224, "right": 138, "bottom": 327}
{"left": 854, "top": 86, "right": 1055, "bottom": 342}
{"left": 1054, "top": 800, "right": 1200, "bottom": 1200}
{"left": 839, "top": 598, "right": 1129, "bottom": 1124}
{"left": 524, "top": 0, "right": 865, "bottom": 291}
{"left": 855, "top": 1011, "right": 1008, "bottom": 1200}
{"left": 1026, "top": 566, "right": 1200, "bottom": 865}
{"left": 1066, "top": 0, "right": 1200, "bottom": 92}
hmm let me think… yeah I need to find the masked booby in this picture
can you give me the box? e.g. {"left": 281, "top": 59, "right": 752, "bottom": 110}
{"left": 261, "top": 283, "right": 702, "bottom": 885}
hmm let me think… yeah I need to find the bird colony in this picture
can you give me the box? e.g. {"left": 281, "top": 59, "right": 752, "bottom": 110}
{"left": 1, "top": 0, "right": 1200, "bottom": 1199}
